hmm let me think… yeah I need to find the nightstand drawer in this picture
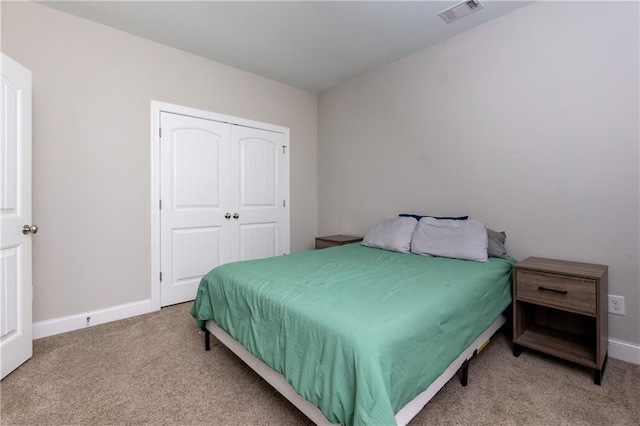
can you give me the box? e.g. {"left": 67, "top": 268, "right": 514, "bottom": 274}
{"left": 516, "top": 269, "right": 597, "bottom": 315}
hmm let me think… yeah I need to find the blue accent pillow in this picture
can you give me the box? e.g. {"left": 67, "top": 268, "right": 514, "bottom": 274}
{"left": 399, "top": 213, "right": 469, "bottom": 221}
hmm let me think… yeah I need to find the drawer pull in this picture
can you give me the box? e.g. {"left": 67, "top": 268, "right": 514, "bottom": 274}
{"left": 538, "top": 286, "right": 568, "bottom": 295}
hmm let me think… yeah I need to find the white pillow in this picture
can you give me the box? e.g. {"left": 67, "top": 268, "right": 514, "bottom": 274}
{"left": 411, "top": 217, "right": 488, "bottom": 262}
{"left": 361, "top": 217, "right": 418, "bottom": 253}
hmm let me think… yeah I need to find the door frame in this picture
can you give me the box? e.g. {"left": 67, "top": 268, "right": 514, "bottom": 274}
{"left": 150, "top": 101, "right": 290, "bottom": 311}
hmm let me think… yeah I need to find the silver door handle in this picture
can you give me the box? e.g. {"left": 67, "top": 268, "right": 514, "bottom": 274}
{"left": 224, "top": 213, "right": 231, "bottom": 219}
{"left": 22, "top": 224, "right": 38, "bottom": 235}
{"left": 233, "top": 213, "right": 239, "bottom": 219}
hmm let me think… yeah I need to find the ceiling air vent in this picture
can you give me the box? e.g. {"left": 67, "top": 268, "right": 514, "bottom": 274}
{"left": 439, "top": 0, "right": 484, "bottom": 24}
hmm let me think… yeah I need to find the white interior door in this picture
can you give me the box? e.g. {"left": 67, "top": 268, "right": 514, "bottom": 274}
{"left": 232, "top": 125, "right": 288, "bottom": 261}
{"left": 159, "top": 112, "right": 232, "bottom": 307}
{"left": 1, "top": 53, "right": 33, "bottom": 379}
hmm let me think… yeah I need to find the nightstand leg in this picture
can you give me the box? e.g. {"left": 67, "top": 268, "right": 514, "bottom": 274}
{"left": 594, "top": 369, "right": 602, "bottom": 385}
{"left": 594, "top": 353, "right": 608, "bottom": 385}
{"left": 513, "top": 343, "right": 523, "bottom": 357}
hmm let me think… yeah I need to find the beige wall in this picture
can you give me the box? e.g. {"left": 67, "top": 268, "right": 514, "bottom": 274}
{"left": 1, "top": 2, "right": 318, "bottom": 322}
{"left": 3, "top": 1, "right": 639, "bottom": 347}
{"left": 319, "top": 2, "right": 640, "bottom": 344}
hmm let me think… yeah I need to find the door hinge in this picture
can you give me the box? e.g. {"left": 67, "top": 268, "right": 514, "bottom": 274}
{"left": 283, "top": 200, "right": 286, "bottom": 207}
{"left": 159, "top": 127, "right": 162, "bottom": 138}
{"left": 159, "top": 199, "right": 162, "bottom": 210}
{"left": 160, "top": 272, "right": 163, "bottom": 282}
{"left": 283, "top": 145, "right": 287, "bottom": 154}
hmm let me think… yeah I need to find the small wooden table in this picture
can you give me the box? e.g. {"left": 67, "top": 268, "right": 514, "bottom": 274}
{"left": 315, "top": 235, "right": 363, "bottom": 250}
{"left": 512, "top": 257, "right": 608, "bottom": 384}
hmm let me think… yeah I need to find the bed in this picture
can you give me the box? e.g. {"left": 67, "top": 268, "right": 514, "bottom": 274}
{"left": 191, "top": 225, "right": 515, "bottom": 425}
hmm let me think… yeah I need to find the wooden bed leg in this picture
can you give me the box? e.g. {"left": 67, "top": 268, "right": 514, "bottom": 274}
{"left": 459, "top": 359, "right": 469, "bottom": 387}
{"left": 203, "top": 327, "right": 211, "bottom": 351}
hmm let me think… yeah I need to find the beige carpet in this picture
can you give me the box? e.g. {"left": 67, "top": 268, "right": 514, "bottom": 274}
{"left": 1, "top": 302, "right": 639, "bottom": 425}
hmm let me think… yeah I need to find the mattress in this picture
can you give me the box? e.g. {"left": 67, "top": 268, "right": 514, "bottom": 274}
{"left": 191, "top": 243, "right": 515, "bottom": 425}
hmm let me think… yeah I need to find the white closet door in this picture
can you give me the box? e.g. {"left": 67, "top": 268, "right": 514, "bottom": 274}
{"left": 156, "top": 105, "right": 290, "bottom": 308}
{"left": 160, "top": 112, "right": 232, "bottom": 307}
{"left": 1, "top": 54, "right": 33, "bottom": 379}
{"left": 232, "top": 125, "right": 288, "bottom": 261}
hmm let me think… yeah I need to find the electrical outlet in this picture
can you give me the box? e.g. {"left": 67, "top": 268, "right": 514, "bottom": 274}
{"left": 608, "top": 295, "right": 625, "bottom": 315}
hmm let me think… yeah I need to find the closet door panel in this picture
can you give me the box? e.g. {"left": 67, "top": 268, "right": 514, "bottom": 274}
{"left": 160, "top": 113, "right": 232, "bottom": 306}
{"left": 241, "top": 138, "right": 277, "bottom": 207}
{"left": 173, "top": 129, "right": 220, "bottom": 208}
{"left": 239, "top": 223, "right": 277, "bottom": 260}
{"left": 232, "top": 125, "right": 287, "bottom": 260}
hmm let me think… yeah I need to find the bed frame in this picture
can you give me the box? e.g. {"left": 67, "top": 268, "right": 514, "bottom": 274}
{"left": 202, "top": 314, "right": 506, "bottom": 425}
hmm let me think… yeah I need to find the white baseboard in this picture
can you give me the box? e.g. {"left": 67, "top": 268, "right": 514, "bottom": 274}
{"left": 33, "top": 299, "right": 155, "bottom": 339}
{"left": 609, "top": 337, "right": 640, "bottom": 365}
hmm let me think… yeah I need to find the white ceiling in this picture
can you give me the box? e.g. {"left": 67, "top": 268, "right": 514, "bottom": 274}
{"left": 41, "top": 1, "right": 534, "bottom": 93}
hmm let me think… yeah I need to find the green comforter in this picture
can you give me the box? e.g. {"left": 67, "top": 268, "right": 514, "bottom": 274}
{"left": 191, "top": 244, "right": 514, "bottom": 425}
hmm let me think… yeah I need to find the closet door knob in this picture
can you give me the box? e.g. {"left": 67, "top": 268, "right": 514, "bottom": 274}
{"left": 233, "top": 213, "right": 239, "bottom": 219}
{"left": 22, "top": 224, "right": 38, "bottom": 235}
{"left": 224, "top": 213, "right": 231, "bottom": 219}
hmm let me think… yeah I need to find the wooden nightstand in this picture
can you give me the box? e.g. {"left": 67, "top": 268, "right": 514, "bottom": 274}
{"left": 315, "top": 235, "right": 363, "bottom": 250}
{"left": 512, "top": 257, "right": 608, "bottom": 384}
